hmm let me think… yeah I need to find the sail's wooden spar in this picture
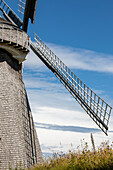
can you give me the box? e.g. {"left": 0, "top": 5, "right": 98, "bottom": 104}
{"left": 30, "top": 33, "right": 112, "bottom": 135}
{"left": 0, "top": 0, "right": 112, "bottom": 135}
{"left": 0, "top": 0, "right": 38, "bottom": 31}
{"left": 0, "top": 0, "right": 22, "bottom": 27}
{"left": 22, "top": 0, "right": 38, "bottom": 32}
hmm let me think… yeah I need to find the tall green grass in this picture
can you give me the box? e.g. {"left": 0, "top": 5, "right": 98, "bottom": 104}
{"left": 29, "top": 137, "right": 113, "bottom": 170}
{"left": 9, "top": 135, "right": 113, "bottom": 170}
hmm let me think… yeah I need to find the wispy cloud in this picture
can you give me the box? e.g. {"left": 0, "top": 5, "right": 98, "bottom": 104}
{"left": 24, "top": 43, "right": 113, "bottom": 74}
{"left": 36, "top": 127, "right": 113, "bottom": 154}
{"left": 23, "top": 43, "right": 113, "bottom": 154}
{"left": 35, "top": 122, "right": 101, "bottom": 133}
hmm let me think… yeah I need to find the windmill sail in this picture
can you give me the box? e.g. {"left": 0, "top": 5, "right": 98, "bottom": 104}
{"left": 18, "top": 0, "right": 25, "bottom": 15}
{"left": 30, "top": 33, "right": 112, "bottom": 135}
{"left": 0, "top": 0, "right": 23, "bottom": 27}
{"left": 22, "top": 0, "right": 38, "bottom": 32}
{"left": 1, "top": 0, "right": 112, "bottom": 135}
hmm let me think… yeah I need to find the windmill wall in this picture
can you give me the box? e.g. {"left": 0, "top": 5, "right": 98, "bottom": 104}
{"left": 0, "top": 49, "right": 42, "bottom": 169}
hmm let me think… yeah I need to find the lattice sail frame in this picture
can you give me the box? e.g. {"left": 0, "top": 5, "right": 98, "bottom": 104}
{"left": 0, "top": 0, "right": 112, "bottom": 135}
{"left": 0, "top": 0, "right": 23, "bottom": 27}
{"left": 18, "top": 0, "right": 25, "bottom": 14}
{"left": 30, "top": 33, "right": 112, "bottom": 135}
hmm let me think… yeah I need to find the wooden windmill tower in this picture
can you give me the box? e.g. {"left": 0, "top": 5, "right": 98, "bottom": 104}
{"left": 0, "top": 0, "right": 112, "bottom": 169}
{"left": 0, "top": 0, "right": 42, "bottom": 169}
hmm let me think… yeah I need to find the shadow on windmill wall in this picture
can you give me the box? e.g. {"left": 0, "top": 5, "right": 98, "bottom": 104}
{"left": 0, "top": 49, "right": 22, "bottom": 71}
{"left": 25, "top": 93, "right": 42, "bottom": 164}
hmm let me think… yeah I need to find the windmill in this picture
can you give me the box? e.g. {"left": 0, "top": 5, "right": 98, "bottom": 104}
{"left": 0, "top": 0, "right": 112, "bottom": 169}
{"left": 0, "top": 0, "right": 41, "bottom": 169}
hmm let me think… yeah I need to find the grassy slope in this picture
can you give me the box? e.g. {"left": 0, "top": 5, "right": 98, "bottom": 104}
{"left": 29, "top": 141, "right": 113, "bottom": 170}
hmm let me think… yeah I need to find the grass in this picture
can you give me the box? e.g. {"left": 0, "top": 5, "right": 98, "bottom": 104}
{"left": 8, "top": 134, "right": 113, "bottom": 170}
{"left": 29, "top": 136, "right": 113, "bottom": 170}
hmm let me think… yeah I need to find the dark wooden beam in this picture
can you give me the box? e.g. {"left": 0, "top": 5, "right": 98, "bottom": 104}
{"left": 22, "top": 0, "right": 38, "bottom": 32}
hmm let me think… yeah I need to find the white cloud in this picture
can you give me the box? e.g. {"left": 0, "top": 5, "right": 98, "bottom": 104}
{"left": 47, "top": 43, "right": 113, "bottom": 73}
{"left": 33, "top": 106, "right": 95, "bottom": 127}
{"left": 36, "top": 128, "right": 113, "bottom": 154}
{"left": 34, "top": 105, "right": 113, "bottom": 154}
{"left": 24, "top": 43, "right": 113, "bottom": 74}
{"left": 22, "top": 43, "right": 113, "bottom": 154}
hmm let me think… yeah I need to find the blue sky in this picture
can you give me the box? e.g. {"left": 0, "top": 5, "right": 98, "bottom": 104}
{"left": 31, "top": 0, "right": 113, "bottom": 54}
{"left": 5, "top": 0, "right": 113, "bottom": 154}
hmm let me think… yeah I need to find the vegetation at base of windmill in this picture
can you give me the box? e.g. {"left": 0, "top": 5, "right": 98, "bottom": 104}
{"left": 29, "top": 140, "right": 113, "bottom": 170}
